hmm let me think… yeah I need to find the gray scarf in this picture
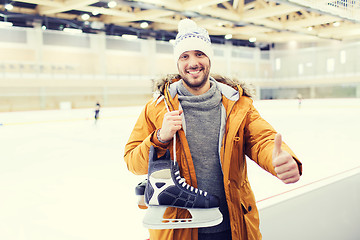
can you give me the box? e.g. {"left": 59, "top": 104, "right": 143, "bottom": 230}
{"left": 177, "top": 80, "right": 231, "bottom": 234}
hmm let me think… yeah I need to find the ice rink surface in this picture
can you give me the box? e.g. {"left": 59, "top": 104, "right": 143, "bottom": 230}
{"left": 0, "top": 98, "right": 359, "bottom": 240}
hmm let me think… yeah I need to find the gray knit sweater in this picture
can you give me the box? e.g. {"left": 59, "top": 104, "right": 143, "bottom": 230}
{"left": 177, "top": 80, "right": 231, "bottom": 233}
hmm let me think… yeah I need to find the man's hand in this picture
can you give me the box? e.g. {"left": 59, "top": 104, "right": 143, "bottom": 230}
{"left": 272, "top": 133, "right": 300, "bottom": 184}
{"left": 159, "top": 110, "right": 183, "bottom": 142}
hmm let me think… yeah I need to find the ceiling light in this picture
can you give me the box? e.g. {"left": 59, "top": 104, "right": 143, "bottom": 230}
{"left": 249, "top": 37, "right": 257, "bottom": 43}
{"left": 224, "top": 34, "right": 232, "bottom": 40}
{"left": 41, "top": 25, "right": 47, "bottom": 30}
{"left": 140, "top": 22, "right": 149, "bottom": 29}
{"left": 91, "top": 21, "right": 105, "bottom": 30}
{"left": 63, "top": 28, "right": 82, "bottom": 34}
{"left": 81, "top": 14, "right": 90, "bottom": 21}
{"left": 307, "top": 26, "right": 313, "bottom": 31}
{"left": 92, "top": 10, "right": 100, "bottom": 16}
{"left": 122, "top": 34, "right": 137, "bottom": 40}
{"left": 108, "top": 1, "right": 117, "bottom": 8}
{"left": 5, "top": 4, "right": 13, "bottom": 11}
{"left": 333, "top": 22, "right": 340, "bottom": 27}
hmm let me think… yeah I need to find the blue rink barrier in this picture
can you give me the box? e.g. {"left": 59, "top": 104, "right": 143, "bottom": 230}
{"left": 259, "top": 169, "right": 360, "bottom": 240}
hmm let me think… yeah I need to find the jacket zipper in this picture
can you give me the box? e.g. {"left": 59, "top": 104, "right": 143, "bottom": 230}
{"left": 222, "top": 101, "right": 237, "bottom": 166}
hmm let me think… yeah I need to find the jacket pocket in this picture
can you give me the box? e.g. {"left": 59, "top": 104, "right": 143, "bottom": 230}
{"left": 240, "top": 183, "right": 262, "bottom": 240}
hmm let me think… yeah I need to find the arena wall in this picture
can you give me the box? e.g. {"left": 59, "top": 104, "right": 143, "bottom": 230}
{"left": 1, "top": 26, "right": 359, "bottom": 111}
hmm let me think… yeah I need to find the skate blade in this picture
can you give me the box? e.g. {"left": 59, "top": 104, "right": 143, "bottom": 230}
{"left": 137, "top": 195, "right": 148, "bottom": 209}
{"left": 143, "top": 206, "right": 223, "bottom": 229}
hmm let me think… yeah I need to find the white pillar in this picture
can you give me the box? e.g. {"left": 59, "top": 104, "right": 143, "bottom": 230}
{"left": 142, "top": 38, "right": 157, "bottom": 78}
{"left": 356, "top": 85, "right": 360, "bottom": 98}
{"left": 90, "top": 32, "right": 106, "bottom": 76}
{"left": 310, "top": 86, "right": 316, "bottom": 99}
{"left": 255, "top": 85, "right": 261, "bottom": 100}
{"left": 89, "top": 32, "right": 107, "bottom": 104}
{"left": 27, "top": 23, "right": 43, "bottom": 75}
{"left": 225, "top": 42, "right": 232, "bottom": 77}
{"left": 27, "top": 24, "right": 46, "bottom": 109}
{"left": 254, "top": 48, "right": 261, "bottom": 80}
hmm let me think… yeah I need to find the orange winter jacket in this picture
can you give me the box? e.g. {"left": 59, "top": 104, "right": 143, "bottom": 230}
{"left": 124, "top": 75, "right": 302, "bottom": 240}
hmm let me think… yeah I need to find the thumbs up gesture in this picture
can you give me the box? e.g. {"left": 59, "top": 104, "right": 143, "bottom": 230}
{"left": 272, "top": 133, "right": 300, "bottom": 184}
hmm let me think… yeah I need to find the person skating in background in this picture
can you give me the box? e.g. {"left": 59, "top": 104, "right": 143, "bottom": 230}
{"left": 124, "top": 19, "right": 302, "bottom": 240}
{"left": 94, "top": 102, "right": 101, "bottom": 124}
{"left": 297, "top": 93, "right": 303, "bottom": 109}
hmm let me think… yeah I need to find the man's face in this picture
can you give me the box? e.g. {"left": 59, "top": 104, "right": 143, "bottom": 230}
{"left": 177, "top": 50, "right": 210, "bottom": 91}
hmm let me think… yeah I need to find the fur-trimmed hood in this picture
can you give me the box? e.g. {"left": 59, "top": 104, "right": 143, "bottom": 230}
{"left": 152, "top": 74, "right": 255, "bottom": 98}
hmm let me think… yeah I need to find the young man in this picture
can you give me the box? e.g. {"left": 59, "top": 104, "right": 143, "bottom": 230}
{"left": 124, "top": 19, "right": 302, "bottom": 240}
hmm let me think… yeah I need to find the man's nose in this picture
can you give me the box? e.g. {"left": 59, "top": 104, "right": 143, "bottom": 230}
{"left": 187, "top": 56, "right": 199, "bottom": 68}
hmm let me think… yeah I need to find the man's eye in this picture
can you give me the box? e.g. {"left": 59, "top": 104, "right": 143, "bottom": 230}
{"left": 180, "top": 55, "right": 188, "bottom": 59}
{"left": 196, "top": 52, "right": 204, "bottom": 57}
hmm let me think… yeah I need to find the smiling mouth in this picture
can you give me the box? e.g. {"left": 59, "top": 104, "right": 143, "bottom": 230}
{"left": 186, "top": 68, "right": 203, "bottom": 75}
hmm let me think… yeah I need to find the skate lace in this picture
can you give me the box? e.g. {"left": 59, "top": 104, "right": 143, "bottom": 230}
{"left": 174, "top": 170, "right": 208, "bottom": 196}
{"left": 164, "top": 99, "right": 208, "bottom": 197}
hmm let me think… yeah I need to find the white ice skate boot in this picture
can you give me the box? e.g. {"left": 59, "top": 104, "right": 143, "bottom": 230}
{"left": 143, "top": 146, "right": 223, "bottom": 229}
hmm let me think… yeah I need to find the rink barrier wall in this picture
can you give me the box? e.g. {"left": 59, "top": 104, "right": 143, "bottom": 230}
{"left": 1, "top": 74, "right": 360, "bottom": 112}
{"left": 257, "top": 166, "right": 360, "bottom": 240}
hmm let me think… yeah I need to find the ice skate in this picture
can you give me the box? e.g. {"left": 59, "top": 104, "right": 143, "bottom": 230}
{"left": 135, "top": 179, "right": 148, "bottom": 209}
{"left": 143, "top": 145, "right": 223, "bottom": 229}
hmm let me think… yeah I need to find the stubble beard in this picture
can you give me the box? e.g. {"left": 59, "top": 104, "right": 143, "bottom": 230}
{"left": 180, "top": 67, "right": 210, "bottom": 89}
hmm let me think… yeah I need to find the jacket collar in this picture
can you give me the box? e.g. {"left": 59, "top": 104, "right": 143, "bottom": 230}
{"left": 168, "top": 77, "right": 240, "bottom": 102}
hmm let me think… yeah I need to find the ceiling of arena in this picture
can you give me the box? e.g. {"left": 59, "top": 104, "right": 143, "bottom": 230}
{"left": 1, "top": 0, "right": 360, "bottom": 48}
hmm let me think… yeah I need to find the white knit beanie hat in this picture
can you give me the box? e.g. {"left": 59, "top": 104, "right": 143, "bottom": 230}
{"left": 173, "top": 19, "right": 214, "bottom": 63}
